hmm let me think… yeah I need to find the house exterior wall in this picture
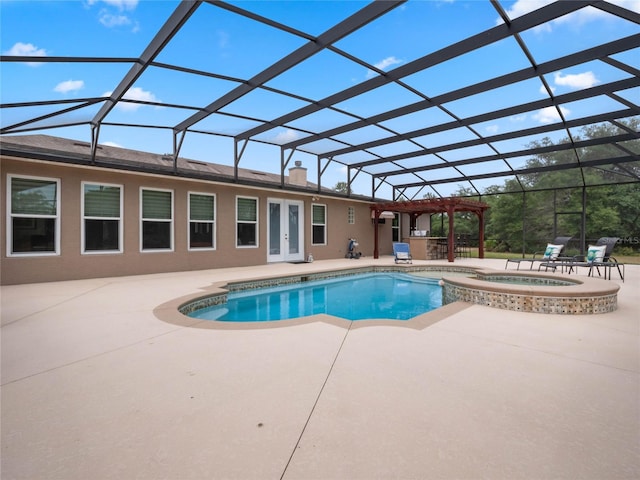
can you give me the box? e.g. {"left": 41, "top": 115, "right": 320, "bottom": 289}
{"left": 1, "top": 156, "right": 393, "bottom": 285}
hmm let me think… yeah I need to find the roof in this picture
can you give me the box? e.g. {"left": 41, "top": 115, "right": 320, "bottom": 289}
{"left": 0, "top": 133, "right": 330, "bottom": 194}
{"left": 1, "top": 1, "right": 639, "bottom": 200}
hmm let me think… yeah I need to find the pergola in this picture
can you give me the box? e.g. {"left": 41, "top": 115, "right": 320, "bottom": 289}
{"left": 371, "top": 198, "right": 490, "bottom": 262}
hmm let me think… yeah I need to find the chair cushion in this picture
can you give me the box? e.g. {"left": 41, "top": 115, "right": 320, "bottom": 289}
{"left": 586, "top": 244, "right": 607, "bottom": 263}
{"left": 396, "top": 252, "right": 409, "bottom": 259}
{"left": 543, "top": 243, "right": 563, "bottom": 260}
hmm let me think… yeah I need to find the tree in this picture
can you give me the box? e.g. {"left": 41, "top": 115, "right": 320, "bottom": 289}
{"left": 482, "top": 118, "right": 640, "bottom": 253}
{"left": 333, "top": 181, "right": 349, "bottom": 194}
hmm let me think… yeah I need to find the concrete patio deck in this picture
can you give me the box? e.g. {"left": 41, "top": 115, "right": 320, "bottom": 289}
{"left": 1, "top": 258, "right": 638, "bottom": 480}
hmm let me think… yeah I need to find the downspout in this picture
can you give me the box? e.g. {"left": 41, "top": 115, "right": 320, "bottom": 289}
{"left": 373, "top": 209, "right": 380, "bottom": 259}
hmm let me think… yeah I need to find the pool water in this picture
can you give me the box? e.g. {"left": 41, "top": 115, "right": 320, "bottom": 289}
{"left": 189, "top": 272, "right": 442, "bottom": 322}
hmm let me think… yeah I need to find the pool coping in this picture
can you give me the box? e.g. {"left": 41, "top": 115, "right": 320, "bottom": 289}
{"left": 447, "top": 268, "right": 619, "bottom": 297}
{"left": 153, "top": 265, "right": 620, "bottom": 329}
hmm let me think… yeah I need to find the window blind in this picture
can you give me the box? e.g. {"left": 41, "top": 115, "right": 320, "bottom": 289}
{"left": 312, "top": 205, "right": 325, "bottom": 224}
{"left": 237, "top": 198, "right": 257, "bottom": 222}
{"left": 190, "top": 194, "right": 214, "bottom": 221}
{"left": 142, "top": 190, "right": 172, "bottom": 219}
{"left": 84, "top": 185, "right": 120, "bottom": 217}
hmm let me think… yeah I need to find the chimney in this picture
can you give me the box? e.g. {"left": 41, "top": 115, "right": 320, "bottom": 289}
{"left": 288, "top": 160, "right": 307, "bottom": 187}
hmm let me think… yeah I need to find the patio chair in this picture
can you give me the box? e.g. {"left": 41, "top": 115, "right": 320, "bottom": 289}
{"left": 505, "top": 236, "right": 573, "bottom": 270}
{"left": 393, "top": 242, "right": 412, "bottom": 264}
{"left": 539, "top": 237, "right": 624, "bottom": 281}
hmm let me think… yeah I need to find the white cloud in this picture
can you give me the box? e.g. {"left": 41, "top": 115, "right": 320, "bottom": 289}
{"left": 485, "top": 125, "right": 499, "bottom": 134}
{"left": 610, "top": 0, "right": 640, "bottom": 13}
{"left": 501, "top": 0, "right": 554, "bottom": 20}
{"left": 554, "top": 71, "right": 599, "bottom": 90}
{"left": 86, "top": 0, "right": 138, "bottom": 11}
{"left": 100, "top": 141, "right": 123, "bottom": 148}
{"left": 366, "top": 56, "right": 403, "bottom": 79}
{"left": 274, "top": 129, "right": 300, "bottom": 144}
{"left": 99, "top": 12, "right": 131, "bottom": 28}
{"left": 87, "top": 0, "right": 138, "bottom": 30}
{"left": 217, "top": 30, "right": 230, "bottom": 49}
{"left": 496, "top": 0, "right": 554, "bottom": 29}
{"left": 103, "top": 87, "right": 160, "bottom": 111}
{"left": 3, "top": 42, "right": 46, "bottom": 56}
{"left": 3, "top": 42, "right": 46, "bottom": 66}
{"left": 532, "top": 106, "right": 570, "bottom": 124}
{"left": 509, "top": 114, "right": 527, "bottom": 122}
{"left": 553, "top": 1, "right": 640, "bottom": 27}
{"left": 497, "top": 0, "right": 640, "bottom": 31}
{"left": 540, "top": 84, "right": 556, "bottom": 95}
{"left": 54, "top": 79, "right": 85, "bottom": 93}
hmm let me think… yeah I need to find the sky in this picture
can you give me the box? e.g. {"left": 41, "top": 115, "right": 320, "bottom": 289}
{"left": 1, "top": 0, "right": 639, "bottom": 199}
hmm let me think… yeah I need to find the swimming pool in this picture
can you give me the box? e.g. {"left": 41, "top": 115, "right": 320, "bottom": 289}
{"left": 163, "top": 265, "right": 620, "bottom": 330}
{"left": 188, "top": 272, "right": 442, "bottom": 322}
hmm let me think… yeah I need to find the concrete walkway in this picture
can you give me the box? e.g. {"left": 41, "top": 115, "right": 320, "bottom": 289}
{"left": 2, "top": 258, "right": 638, "bottom": 479}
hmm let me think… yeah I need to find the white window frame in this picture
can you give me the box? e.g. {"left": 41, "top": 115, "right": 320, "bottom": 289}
{"left": 347, "top": 206, "right": 355, "bottom": 225}
{"left": 311, "top": 203, "right": 327, "bottom": 246}
{"left": 188, "top": 191, "right": 216, "bottom": 251}
{"left": 236, "top": 195, "right": 259, "bottom": 248}
{"left": 140, "top": 187, "right": 174, "bottom": 252}
{"left": 392, "top": 213, "right": 401, "bottom": 243}
{"left": 7, "top": 174, "right": 61, "bottom": 257}
{"left": 81, "top": 181, "right": 123, "bottom": 254}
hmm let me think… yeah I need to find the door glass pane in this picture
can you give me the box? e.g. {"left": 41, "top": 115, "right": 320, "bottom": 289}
{"left": 269, "top": 203, "right": 280, "bottom": 255}
{"left": 288, "top": 205, "right": 299, "bottom": 254}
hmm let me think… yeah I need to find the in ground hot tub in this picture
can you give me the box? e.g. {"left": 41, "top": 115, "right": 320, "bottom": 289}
{"left": 441, "top": 270, "right": 619, "bottom": 314}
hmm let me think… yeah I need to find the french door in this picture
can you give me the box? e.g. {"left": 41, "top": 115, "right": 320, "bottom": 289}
{"left": 267, "top": 199, "right": 304, "bottom": 263}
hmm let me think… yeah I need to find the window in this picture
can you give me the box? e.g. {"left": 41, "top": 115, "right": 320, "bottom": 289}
{"left": 347, "top": 206, "right": 355, "bottom": 224}
{"left": 82, "top": 182, "right": 122, "bottom": 253}
{"left": 189, "top": 192, "right": 215, "bottom": 250}
{"left": 141, "top": 188, "right": 173, "bottom": 251}
{"left": 312, "top": 204, "right": 326, "bottom": 245}
{"left": 236, "top": 196, "right": 258, "bottom": 247}
{"left": 7, "top": 175, "right": 60, "bottom": 256}
{"left": 392, "top": 213, "right": 400, "bottom": 242}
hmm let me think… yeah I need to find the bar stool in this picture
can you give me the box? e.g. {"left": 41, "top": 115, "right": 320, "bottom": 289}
{"left": 437, "top": 238, "right": 448, "bottom": 259}
{"left": 455, "top": 234, "right": 470, "bottom": 258}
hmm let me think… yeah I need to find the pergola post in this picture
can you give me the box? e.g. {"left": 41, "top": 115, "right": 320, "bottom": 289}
{"left": 478, "top": 210, "right": 485, "bottom": 259}
{"left": 447, "top": 205, "right": 455, "bottom": 262}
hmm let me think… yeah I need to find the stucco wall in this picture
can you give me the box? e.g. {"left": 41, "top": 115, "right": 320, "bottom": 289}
{"left": 1, "top": 157, "right": 393, "bottom": 285}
